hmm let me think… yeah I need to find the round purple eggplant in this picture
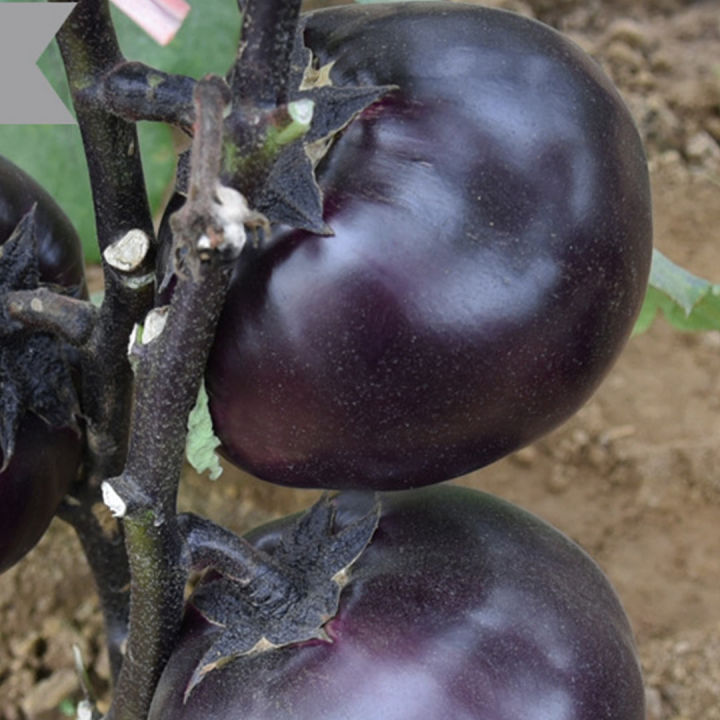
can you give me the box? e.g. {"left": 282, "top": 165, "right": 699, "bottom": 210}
{"left": 0, "top": 413, "right": 82, "bottom": 573}
{"left": 0, "top": 154, "right": 86, "bottom": 573}
{"left": 0, "top": 154, "right": 86, "bottom": 294}
{"left": 149, "top": 484, "right": 645, "bottom": 720}
{"left": 205, "top": 2, "right": 652, "bottom": 490}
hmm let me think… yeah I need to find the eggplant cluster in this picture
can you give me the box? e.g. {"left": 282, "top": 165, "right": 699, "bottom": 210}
{"left": 0, "top": 3, "right": 653, "bottom": 716}
{"left": 153, "top": 4, "right": 651, "bottom": 718}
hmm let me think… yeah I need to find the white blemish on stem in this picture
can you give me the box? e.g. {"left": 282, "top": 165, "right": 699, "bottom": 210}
{"left": 127, "top": 324, "right": 140, "bottom": 358}
{"left": 76, "top": 700, "right": 94, "bottom": 720}
{"left": 288, "top": 98, "right": 315, "bottom": 126}
{"left": 101, "top": 481, "right": 128, "bottom": 518}
{"left": 142, "top": 306, "right": 169, "bottom": 344}
{"left": 104, "top": 229, "right": 150, "bottom": 272}
{"left": 197, "top": 234, "right": 212, "bottom": 252}
{"left": 125, "top": 271, "right": 155, "bottom": 290}
{"left": 212, "top": 184, "right": 267, "bottom": 255}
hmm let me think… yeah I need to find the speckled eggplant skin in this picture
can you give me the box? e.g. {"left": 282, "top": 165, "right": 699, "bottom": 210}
{"left": 0, "top": 155, "right": 86, "bottom": 573}
{"left": 0, "top": 414, "right": 82, "bottom": 573}
{"left": 206, "top": 2, "right": 653, "bottom": 490}
{"left": 149, "top": 485, "right": 645, "bottom": 720}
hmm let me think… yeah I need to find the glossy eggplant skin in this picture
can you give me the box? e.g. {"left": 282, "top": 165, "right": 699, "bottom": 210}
{"left": 0, "top": 155, "right": 86, "bottom": 573}
{"left": 149, "top": 485, "right": 645, "bottom": 720}
{"left": 0, "top": 155, "right": 86, "bottom": 294}
{"left": 206, "top": 3, "right": 652, "bottom": 491}
{"left": 0, "top": 415, "right": 82, "bottom": 574}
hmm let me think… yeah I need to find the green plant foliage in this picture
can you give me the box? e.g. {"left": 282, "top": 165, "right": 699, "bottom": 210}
{"left": 634, "top": 249, "right": 720, "bottom": 334}
{"left": 57, "top": 699, "right": 75, "bottom": 718}
{"left": 186, "top": 381, "right": 223, "bottom": 481}
{"left": 0, "top": 1, "right": 240, "bottom": 263}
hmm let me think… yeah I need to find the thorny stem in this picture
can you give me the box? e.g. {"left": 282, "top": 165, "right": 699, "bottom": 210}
{"left": 104, "top": 77, "right": 237, "bottom": 720}
{"left": 229, "top": 0, "right": 302, "bottom": 106}
{"left": 4, "top": 288, "right": 98, "bottom": 346}
{"left": 50, "top": 0, "right": 156, "bottom": 682}
{"left": 44, "top": 0, "right": 306, "bottom": 714}
{"left": 102, "top": 62, "right": 196, "bottom": 130}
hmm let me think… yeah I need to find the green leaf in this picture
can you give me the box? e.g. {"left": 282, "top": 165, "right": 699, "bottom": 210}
{"left": 186, "top": 381, "right": 223, "bottom": 481}
{"left": 0, "top": 1, "right": 241, "bottom": 264}
{"left": 57, "top": 699, "right": 76, "bottom": 718}
{"left": 633, "top": 249, "right": 720, "bottom": 334}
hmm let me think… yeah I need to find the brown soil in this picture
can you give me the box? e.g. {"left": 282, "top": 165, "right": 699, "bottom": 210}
{"left": 2, "top": 1, "right": 720, "bottom": 718}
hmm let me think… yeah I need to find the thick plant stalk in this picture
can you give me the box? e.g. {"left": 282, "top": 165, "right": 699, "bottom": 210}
{"left": 223, "top": 0, "right": 304, "bottom": 201}
{"left": 229, "top": 0, "right": 302, "bottom": 106}
{"left": 45, "top": 0, "right": 306, "bottom": 714}
{"left": 5, "top": 288, "right": 98, "bottom": 345}
{"left": 102, "top": 62, "right": 197, "bottom": 130}
{"left": 52, "top": 0, "right": 156, "bottom": 256}
{"left": 54, "top": 0, "right": 156, "bottom": 488}
{"left": 103, "top": 76, "right": 241, "bottom": 720}
{"left": 50, "top": 0, "right": 157, "bottom": 681}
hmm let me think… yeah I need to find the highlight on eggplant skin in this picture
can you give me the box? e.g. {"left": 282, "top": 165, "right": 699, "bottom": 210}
{"left": 202, "top": 2, "right": 653, "bottom": 491}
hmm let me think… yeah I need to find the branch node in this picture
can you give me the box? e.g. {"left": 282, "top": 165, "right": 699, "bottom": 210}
{"left": 4, "top": 288, "right": 98, "bottom": 346}
{"left": 102, "top": 474, "right": 162, "bottom": 523}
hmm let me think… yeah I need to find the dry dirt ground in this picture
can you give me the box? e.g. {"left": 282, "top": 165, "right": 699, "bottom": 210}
{"left": 2, "top": 0, "right": 720, "bottom": 718}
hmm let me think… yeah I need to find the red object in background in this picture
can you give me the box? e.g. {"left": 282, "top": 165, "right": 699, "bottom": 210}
{"left": 110, "top": 0, "right": 190, "bottom": 45}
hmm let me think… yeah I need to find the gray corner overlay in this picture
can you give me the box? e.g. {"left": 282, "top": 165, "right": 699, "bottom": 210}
{"left": 0, "top": 3, "right": 78, "bottom": 125}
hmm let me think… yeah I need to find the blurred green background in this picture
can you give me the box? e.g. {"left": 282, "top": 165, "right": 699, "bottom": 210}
{"left": 0, "top": 1, "right": 241, "bottom": 262}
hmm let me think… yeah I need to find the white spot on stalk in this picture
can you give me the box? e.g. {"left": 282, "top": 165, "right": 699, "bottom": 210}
{"left": 125, "top": 271, "right": 155, "bottom": 290}
{"left": 142, "top": 306, "right": 169, "bottom": 344}
{"left": 102, "top": 481, "right": 127, "bottom": 518}
{"left": 212, "top": 185, "right": 255, "bottom": 254}
{"left": 128, "top": 324, "right": 140, "bottom": 358}
{"left": 197, "top": 234, "right": 213, "bottom": 251}
{"left": 104, "top": 229, "right": 150, "bottom": 272}
{"left": 76, "top": 700, "right": 94, "bottom": 720}
{"left": 288, "top": 98, "right": 315, "bottom": 126}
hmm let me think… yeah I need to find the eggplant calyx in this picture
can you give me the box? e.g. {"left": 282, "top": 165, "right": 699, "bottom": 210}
{"left": 179, "top": 492, "right": 380, "bottom": 700}
{"left": 0, "top": 207, "right": 80, "bottom": 470}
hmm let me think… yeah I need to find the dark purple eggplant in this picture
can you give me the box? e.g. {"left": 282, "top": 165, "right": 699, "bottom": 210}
{"left": 0, "top": 414, "right": 82, "bottom": 573}
{"left": 150, "top": 484, "right": 645, "bottom": 720}
{"left": 0, "top": 154, "right": 85, "bottom": 573}
{"left": 204, "top": 2, "right": 652, "bottom": 490}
